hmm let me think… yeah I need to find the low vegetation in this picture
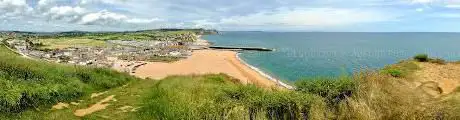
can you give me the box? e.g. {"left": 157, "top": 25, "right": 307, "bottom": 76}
{"left": 382, "top": 54, "right": 448, "bottom": 78}
{"left": 0, "top": 44, "right": 137, "bottom": 113}
{"left": 0, "top": 45, "right": 459, "bottom": 120}
{"left": 136, "top": 71, "right": 460, "bottom": 119}
{"left": 414, "top": 54, "right": 447, "bottom": 65}
{"left": 381, "top": 60, "right": 419, "bottom": 78}
{"left": 38, "top": 30, "right": 199, "bottom": 42}
{"left": 429, "top": 58, "right": 447, "bottom": 65}
{"left": 37, "top": 38, "right": 106, "bottom": 49}
{"left": 137, "top": 74, "right": 328, "bottom": 120}
{"left": 414, "top": 54, "right": 429, "bottom": 62}
{"left": 295, "top": 76, "right": 355, "bottom": 105}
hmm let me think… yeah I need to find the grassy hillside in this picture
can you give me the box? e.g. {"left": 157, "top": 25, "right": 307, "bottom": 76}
{"left": 9, "top": 70, "right": 458, "bottom": 120}
{"left": 0, "top": 44, "right": 138, "bottom": 113}
{"left": 0, "top": 44, "right": 459, "bottom": 120}
{"left": 135, "top": 71, "right": 460, "bottom": 119}
{"left": 38, "top": 30, "right": 197, "bottom": 41}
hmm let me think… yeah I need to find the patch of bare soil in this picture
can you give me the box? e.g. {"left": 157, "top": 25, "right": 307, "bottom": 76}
{"left": 414, "top": 63, "right": 460, "bottom": 97}
{"left": 51, "top": 103, "right": 69, "bottom": 110}
{"left": 70, "top": 102, "right": 80, "bottom": 106}
{"left": 91, "top": 91, "right": 108, "bottom": 99}
{"left": 74, "top": 95, "right": 116, "bottom": 117}
{"left": 118, "top": 106, "right": 139, "bottom": 113}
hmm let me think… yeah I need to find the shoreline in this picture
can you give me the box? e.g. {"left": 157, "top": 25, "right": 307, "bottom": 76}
{"left": 131, "top": 36, "right": 292, "bottom": 89}
{"left": 235, "top": 52, "right": 294, "bottom": 89}
{"left": 132, "top": 49, "right": 282, "bottom": 88}
{"left": 203, "top": 35, "right": 292, "bottom": 89}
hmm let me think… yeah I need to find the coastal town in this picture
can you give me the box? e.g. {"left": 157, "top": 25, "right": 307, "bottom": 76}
{"left": 1, "top": 30, "right": 211, "bottom": 73}
{"left": 0, "top": 30, "right": 287, "bottom": 89}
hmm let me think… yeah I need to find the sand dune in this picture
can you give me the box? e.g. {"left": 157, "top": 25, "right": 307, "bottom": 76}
{"left": 133, "top": 50, "right": 281, "bottom": 88}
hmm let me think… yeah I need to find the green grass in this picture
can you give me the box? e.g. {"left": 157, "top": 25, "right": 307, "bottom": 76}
{"left": 381, "top": 60, "right": 420, "bottom": 78}
{"left": 0, "top": 44, "right": 459, "bottom": 120}
{"left": 0, "top": 44, "right": 137, "bottom": 114}
{"left": 137, "top": 74, "right": 328, "bottom": 120}
{"left": 38, "top": 38, "right": 107, "bottom": 49}
{"left": 40, "top": 31, "right": 197, "bottom": 42}
{"left": 1, "top": 71, "right": 460, "bottom": 120}
{"left": 295, "top": 76, "right": 356, "bottom": 105}
{"left": 135, "top": 71, "right": 460, "bottom": 119}
{"left": 414, "top": 54, "right": 447, "bottom": 65}
{"left": 383, "top": 69, "right": 403, "bottom": 77}
{"left": 31, "top": 30, "right": 198, "bottom": 49}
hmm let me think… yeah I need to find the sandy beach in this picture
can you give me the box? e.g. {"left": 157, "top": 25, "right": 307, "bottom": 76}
{"left": 133, "top": 49, "right": 283, "bottom": 88}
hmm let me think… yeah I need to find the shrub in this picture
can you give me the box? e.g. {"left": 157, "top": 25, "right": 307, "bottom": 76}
{"left": 383, "top": 69, "right": 402, "bottom": 77}
{"left": 381, "top": 61, "right": 419, "bottom": 78}
{"left": 295, "top": 76, "right": 356, "bottom": 105}
{"left": 429, "top": 58, "right": 447, "bottom": 65}
{"left": 414, "top": 54, "right": 429, "bottom": 62}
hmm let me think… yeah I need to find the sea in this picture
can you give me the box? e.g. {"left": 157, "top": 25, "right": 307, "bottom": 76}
{"left": 204, "top": 32, "right": 460, "bottom": 82}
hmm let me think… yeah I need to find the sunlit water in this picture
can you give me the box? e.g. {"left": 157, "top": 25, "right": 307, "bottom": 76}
{"left": 204, "top": 32, "right": 460, "bottom": 82}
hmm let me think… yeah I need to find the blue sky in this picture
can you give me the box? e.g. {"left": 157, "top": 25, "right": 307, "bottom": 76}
{"left": 0, "top": 0, "right": 460, "bottom": 32}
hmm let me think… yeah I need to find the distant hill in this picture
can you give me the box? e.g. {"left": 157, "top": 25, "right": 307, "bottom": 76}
{"left": 0, "top": 28, "right": 219, "bottom": 36}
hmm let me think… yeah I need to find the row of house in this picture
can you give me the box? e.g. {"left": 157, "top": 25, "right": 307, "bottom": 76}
{"left": 5, "top": 38, "right": 197, "bottom": 68}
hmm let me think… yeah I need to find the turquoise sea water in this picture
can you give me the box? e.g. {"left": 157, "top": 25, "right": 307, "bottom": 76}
{"left": 204, "top": 32, "right": 460, "bottom": 82}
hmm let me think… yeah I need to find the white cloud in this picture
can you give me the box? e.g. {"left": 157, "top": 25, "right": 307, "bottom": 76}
{"left": 191, "top": 19, "right": 218, "bottom": 29}
{"left": 126, "top": 18, "right": 161, "bottom": 23}
{"left": 79, "top": 10, "right": 128, "bottom": 25}
{"left": 20, "top": 0, "right": 161, "bottom": 27}
{"left": 438, "top": 13, "right": 460, "bottom": 18}
{"left": 219, "top": 8, "right": 398, "bottom": 27}
{"left": 0, "top": 0, "right": 33, "bottom": 17}
{"left": 416, "top": 8, "right": 424, "bottom": 12}
{"left": 45, "top": 6, "right": 86, "bottom": 21}
{"left": 410, "top": 0, "right": 460, "bottom": 8}
{"left": 445, "top": 4, "right": 460, "bottom": 8}
{"left": 78, "top": 10, "right": 159, "bottom": 25}
{"left": 80, "top": 0, "right": 126, "bottom": 5}
{"left": 2, "top": 0, "right": 459, "bottom": 31}
{"left": 411, "top": 0, "right": 434, "bottom": 4}
{"left": 38, "top": 0, "right": 54, "bottom": 7}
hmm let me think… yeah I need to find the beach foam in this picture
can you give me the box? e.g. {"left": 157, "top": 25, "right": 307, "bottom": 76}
{"left": 235, "top": 53, "right": 294, "bottom": 89}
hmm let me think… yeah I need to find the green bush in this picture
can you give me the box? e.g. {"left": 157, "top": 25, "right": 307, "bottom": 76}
{"left": 383, "top": 69, "right": 402, "bottom": 77}
{"left": 295, "top": 76, "right": 356, "bottom": 105}
{"left": 414, "top": 54, "right": 429, "bottom": 62}
{"left": 381, "top": 61, "right": 419, "bottom": 78}
{"left": 429, "top": 58, "right": 447, "bottom": 65}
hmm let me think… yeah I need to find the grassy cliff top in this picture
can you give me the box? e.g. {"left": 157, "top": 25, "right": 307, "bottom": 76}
{"left": 0, "top": 47, "right": 459, "bottom": 120}
{"left": 0, "top": 44, "right": 138, "bottom": 113}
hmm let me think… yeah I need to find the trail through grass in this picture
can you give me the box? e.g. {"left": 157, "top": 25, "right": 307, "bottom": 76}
{"left": 0, "top": 44, "right": 137, "bottom": 119}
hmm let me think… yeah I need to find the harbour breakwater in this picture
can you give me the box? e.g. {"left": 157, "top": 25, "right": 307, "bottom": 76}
{"left": 210, "top": 46, "right": 274, "bottom": 51}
